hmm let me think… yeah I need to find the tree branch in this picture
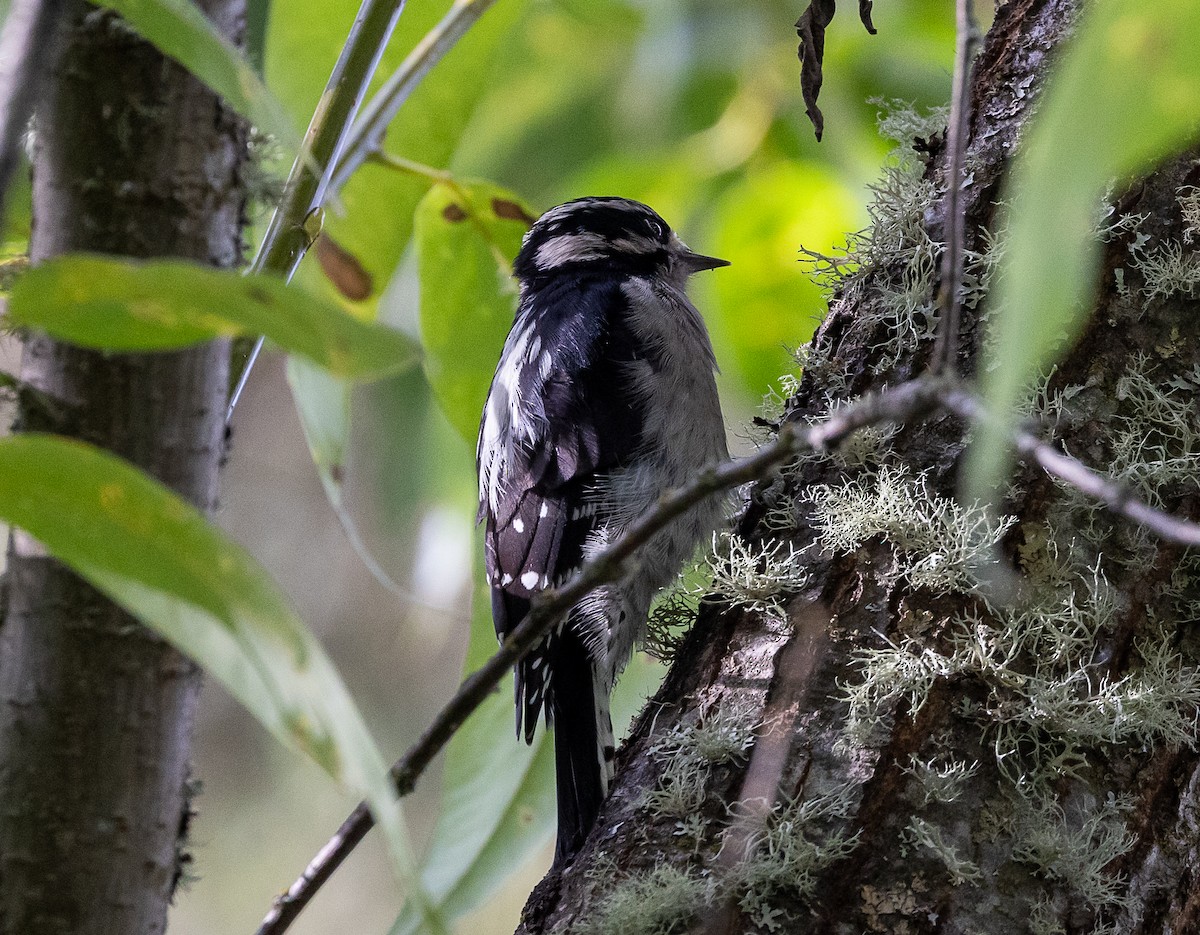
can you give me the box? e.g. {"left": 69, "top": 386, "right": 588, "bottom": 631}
{"left": 226, "top": 0, "right": 409, "bottom": 420}
{"left": 329, "top": 0, "right": 500, "bottom": 192}
{"left": 227, "top": 0, "right": 501, "bottom": 421}
{"left": 942, "top": 386, "right": 1200, "bottom": 546}
{"left": 931, "top": 0, "right": 979, "bottom": 374}
{"left": 0, "top": 0, "right": 67, "bottom": 224}
{"left": 253, "top": 378, "right": 943, "bottom": 935}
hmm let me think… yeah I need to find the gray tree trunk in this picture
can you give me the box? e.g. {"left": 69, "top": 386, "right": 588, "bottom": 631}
{"left": 0, "top": 3, "right": 247, "bottom": 933}
{"left": 518, "top": 1, "right": 1200, "bottom": 932}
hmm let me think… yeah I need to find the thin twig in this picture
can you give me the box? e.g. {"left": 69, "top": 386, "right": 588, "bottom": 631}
{"left": 226, "top": 0, "right": 410, "bottom": 421}
{"left": 942, "top": 387, "right": 1200, "bottom": 546}
{"left": 0, "top": 0, "right": 67, "bottom": 225}
{"left": 252, "top": 379, "right": 942, "bottom": 935}
{"left": 931, "top": 0, "right": 979, "bottom": 374}
{"left": 329, "top": 0, "right": 500, "bottom": 193}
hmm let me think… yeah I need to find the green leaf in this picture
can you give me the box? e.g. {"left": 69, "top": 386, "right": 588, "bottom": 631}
{"left": 98, "top": 0, "right": 296, "bottom": 147}
{"left": 415, "top": 180, "right": 532, "bottom": 442}
{"left": 390, "top": 682, "right": 556, "bottom": 935}
{"left": 9, "top": 255, "right": 418, "bottom": 380}
{"left": 286, "top": 356, "right": 418, "bottom": 600}
{"left": 969, "top": 0, "right": 1200, "bottom": 497}
{"left": 0, "top": 433, "right": 423, "bottom": 896}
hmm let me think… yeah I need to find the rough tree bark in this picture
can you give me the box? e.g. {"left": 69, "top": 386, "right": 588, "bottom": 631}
{"left": 519, "top": 1, "right": 1200, "bottom": 932}
{"left": 0, "top": 3, "right": 247, "bottom": 933}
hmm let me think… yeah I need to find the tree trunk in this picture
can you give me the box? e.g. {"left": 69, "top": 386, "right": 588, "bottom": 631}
{"left": 0, "top": 3, "right": 246, "bottom": 933}
{"left": 517, "top": 1, "right": 1200, "bottom": 932}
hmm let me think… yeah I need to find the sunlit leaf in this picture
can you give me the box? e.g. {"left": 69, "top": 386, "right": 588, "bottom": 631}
{"left": 10, "top": 255, "right": 418, "bottom": 380}
{"left": 969, "top": 0, "right": 1200, "bottom": 498}
{"left": 709, "top": 162, "right": 862, "bottom": 402}
{"left": 0, "top": 433, "right": 422, "bottom": 898}
{"left": 415, "top": 180, "right": 532, "bottom": 442}
{"left": 98, "top": 0, "right": 296, "bottom": 147}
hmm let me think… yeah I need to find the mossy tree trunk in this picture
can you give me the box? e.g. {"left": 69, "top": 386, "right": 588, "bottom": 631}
{"left": 518, "top": 1, "right": 1200, "bottom": 932}
{"left": 0, "top": 3, "right": 246, "bottom": 933}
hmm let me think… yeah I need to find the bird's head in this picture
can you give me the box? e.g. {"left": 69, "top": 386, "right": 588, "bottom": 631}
{"left": 513, "top": 197, "right": 729, "bottom": 287}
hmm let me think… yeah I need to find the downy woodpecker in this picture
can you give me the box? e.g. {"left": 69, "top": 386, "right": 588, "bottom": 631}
{"left": 478, "top": 197, "right": 729, "bottom": 864}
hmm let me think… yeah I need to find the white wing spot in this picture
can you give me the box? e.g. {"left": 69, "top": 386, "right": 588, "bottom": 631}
{"left": 501, "top": 573, "right": 513, "bottom": 586}
{"left": 513, "top": 517, "right": 525, "bottom": 533}
{"left": 540, "top": 502, "right": 549, "bottom": 518}
{"left": 521, "top": 571, "right": 540, "bottom": 590}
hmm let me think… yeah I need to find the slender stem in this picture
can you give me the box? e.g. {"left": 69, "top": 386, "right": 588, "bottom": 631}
{"left": 254, "top": 367, "right": 1200, "bottom": 935}
{"left": 931, "top": 0, "right": 979, "bottom": 374}
{"left": 0, "top": 0, "right": 67, "bottom": 227}
{"left": 329, "top": 0, "right": 500, "bottom": 193}
{"left": 226, "top": 0, "right": 410, "bottom": 422}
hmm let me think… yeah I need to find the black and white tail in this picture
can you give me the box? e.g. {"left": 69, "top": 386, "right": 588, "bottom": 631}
{"left": 544, "top": 628, "right": 613, "bottom": 866}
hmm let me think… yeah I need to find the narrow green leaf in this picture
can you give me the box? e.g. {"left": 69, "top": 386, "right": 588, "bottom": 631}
{"left": 970, "top": 0, "right": 1200, "bottom": 497}
{"left": 286, "top": 356, "right": 417, "bottom": 600}
{"left": 390, "top": 686, "right": 556, "bottom": 935}
{"left": 10, "top": 255, "right": 418, "bottom": 380}
{"left": 415, "top": 180, "right": 533, "bottom": 442}
{"left": 0, "top": 433, "right": 424, "bottom": 899}
{"left": 98, "top": 0, "right": 296, "bottom": 146}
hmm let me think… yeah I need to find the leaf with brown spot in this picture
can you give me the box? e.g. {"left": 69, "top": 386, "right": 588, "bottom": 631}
{"left": 416, "top": 180, "right": 534, "bottom": 441}
{"left": 316, "top": 233, "right": 374, "bottom": 302}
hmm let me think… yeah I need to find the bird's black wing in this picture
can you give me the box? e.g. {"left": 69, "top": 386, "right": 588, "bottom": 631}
{"left": 478, "top": 274, "right": 649, "bottom": 739}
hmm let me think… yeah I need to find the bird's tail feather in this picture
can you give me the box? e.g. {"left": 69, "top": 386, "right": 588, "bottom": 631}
{"left": 548, "top": 630, "right": 611, "bottom": 867}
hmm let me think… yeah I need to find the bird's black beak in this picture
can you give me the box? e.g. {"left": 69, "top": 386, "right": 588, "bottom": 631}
{"left": 680, "top": 249, "right": 731, "bottom": 273}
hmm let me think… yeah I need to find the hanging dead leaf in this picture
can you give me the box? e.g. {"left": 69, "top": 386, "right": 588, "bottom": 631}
{"left": 796, "top": 0, "right": 878, "bottom": 141}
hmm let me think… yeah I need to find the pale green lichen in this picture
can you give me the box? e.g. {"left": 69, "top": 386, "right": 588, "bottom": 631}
{"left": 902, "top": 752, "right": 980, "bottom": 806}
{"left": 900, "top": 816, "right": 983, "bottom": 886}
{"left": 644, "top": 580, "right": 704, "bottom": 664}
{"left": 1179, "top": 185, "right": 1200, "bottom": 242}
{"left": 1008, "top": 791, "right": 1136, "bottom": 913}
{"left": 705, "top": 531, "right": 811, "bottom": 615}
{"left": 804, "top": 465, "right": 1017, "bottom": 594}
{"left": 643, "top": 701, "right": 758, "bottom": 820}
{"left": 1133, "top": 240, "right": 1200, "bottom": 302}
{"left": 576, "top": 861, "right": 711, "bottom": 935}
{"left": 730, "top": 789, "right": 861, "bottom": 931}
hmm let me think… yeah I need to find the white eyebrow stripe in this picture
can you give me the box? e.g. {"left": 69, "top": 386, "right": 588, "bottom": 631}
{"left": 534, "top": 233, "right": 609, "bottom": 268}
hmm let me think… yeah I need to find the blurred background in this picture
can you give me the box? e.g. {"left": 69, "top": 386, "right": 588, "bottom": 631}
{"left": 153, "top": 0, "right": 975, "bottom": 932}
